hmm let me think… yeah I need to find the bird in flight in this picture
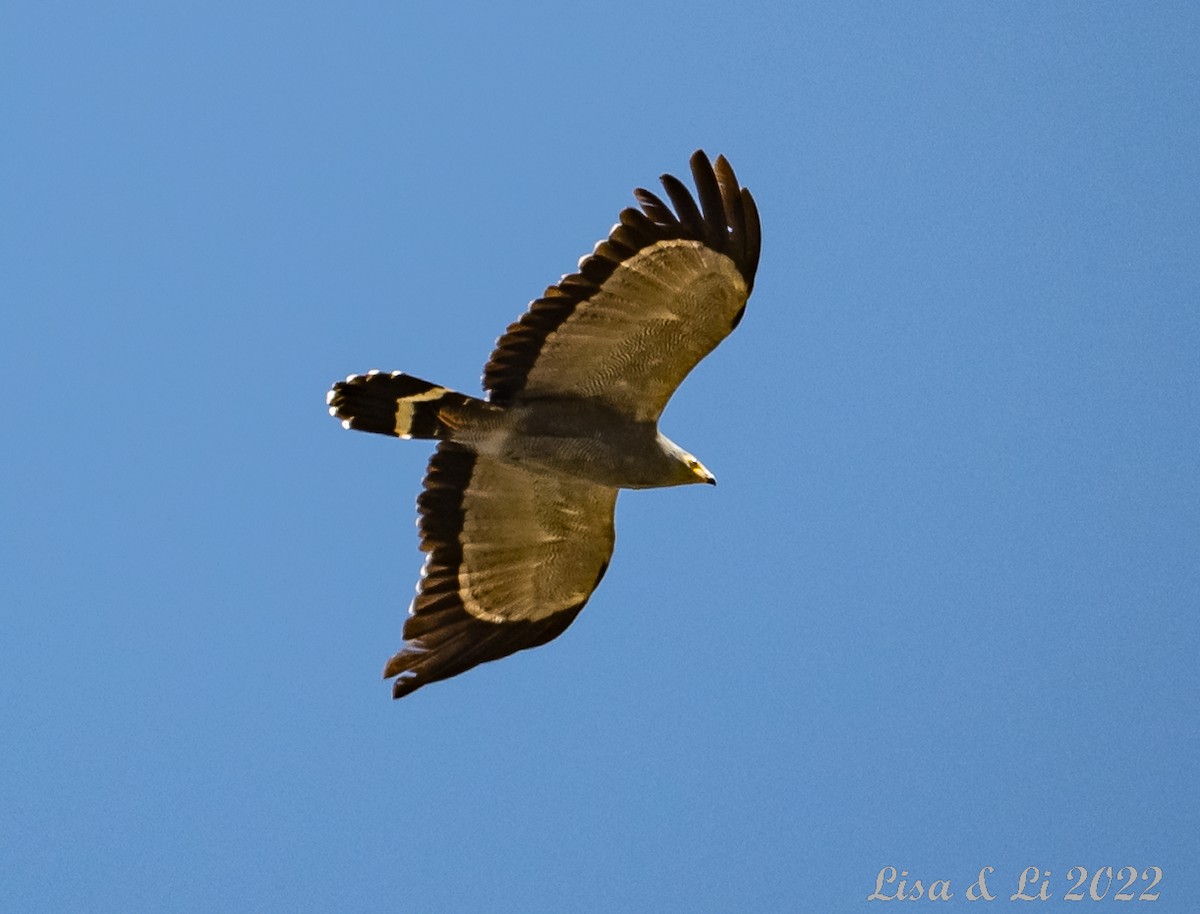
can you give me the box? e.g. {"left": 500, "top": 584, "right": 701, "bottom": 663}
{"left": 327, "top": 150, "right": 760, "bottom": 698}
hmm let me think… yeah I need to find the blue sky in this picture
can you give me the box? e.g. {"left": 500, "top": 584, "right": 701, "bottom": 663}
{"left": 3, "top": 2, "right": 1198, "bottom": 911}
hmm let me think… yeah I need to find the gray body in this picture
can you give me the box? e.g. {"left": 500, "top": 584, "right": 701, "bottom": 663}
{"left": 452, "top": 397, "right": 711, "bottom": 489}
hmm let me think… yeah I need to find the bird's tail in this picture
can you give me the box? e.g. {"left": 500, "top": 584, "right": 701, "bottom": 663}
{"left": 326, "top": 371, "right": 495, "bottom": 440}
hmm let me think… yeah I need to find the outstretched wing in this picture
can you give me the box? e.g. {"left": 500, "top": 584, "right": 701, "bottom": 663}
{"left": 384, "top": 443, "right": 618, "bottom": 698}
{"left": 483, "top": 150, "right": 761, "bottom": 422}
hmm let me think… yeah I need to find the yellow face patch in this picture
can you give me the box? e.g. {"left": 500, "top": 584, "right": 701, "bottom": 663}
{"left": 689, "top": 458, "right": 716, "bottom": 485}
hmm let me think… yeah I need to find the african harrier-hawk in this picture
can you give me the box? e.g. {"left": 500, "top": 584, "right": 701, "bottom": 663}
{"left": 327, "top": 150, "right": 760, "bottom": 698}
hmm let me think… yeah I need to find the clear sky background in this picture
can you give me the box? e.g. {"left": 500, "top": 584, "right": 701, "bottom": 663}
{"left": 3, "top": 3, "right": 1198, "bottom": 911}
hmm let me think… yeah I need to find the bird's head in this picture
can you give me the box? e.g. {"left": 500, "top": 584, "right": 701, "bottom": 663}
{"left": 684, "top": 454, "right": 716, "bottom": 486}
{"left": 658, "top": 436, "right": 716, "bottom": 487}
